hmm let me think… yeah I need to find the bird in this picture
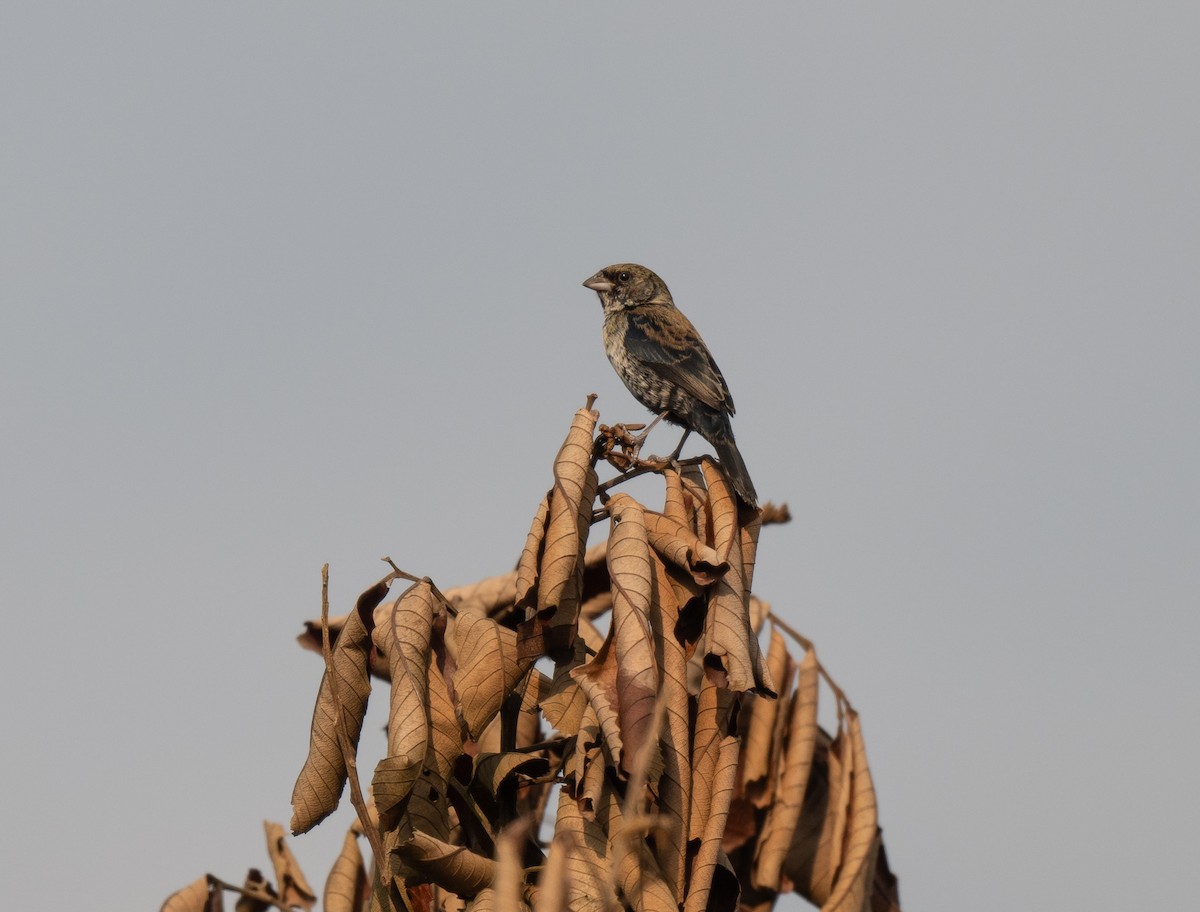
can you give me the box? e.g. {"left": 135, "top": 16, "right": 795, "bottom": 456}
{"left": 582, "top": 263, "right": 758, "bottom": 509}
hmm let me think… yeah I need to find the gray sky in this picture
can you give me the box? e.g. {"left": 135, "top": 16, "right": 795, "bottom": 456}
{"left": 2, "top": 4, "right": 1197, "bottom": 910}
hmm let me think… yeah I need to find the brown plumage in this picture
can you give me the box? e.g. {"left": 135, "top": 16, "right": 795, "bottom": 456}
{"left": 582, "top": 263, "right": 758, "bottom": 509}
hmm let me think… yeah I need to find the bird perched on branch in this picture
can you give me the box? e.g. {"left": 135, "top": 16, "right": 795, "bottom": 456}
{"left": 582, "top": 263, "right": 758, "bottom": 509}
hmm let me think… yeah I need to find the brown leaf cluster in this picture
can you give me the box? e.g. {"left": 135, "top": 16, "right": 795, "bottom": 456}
{"left": 164, "top": 403, "right": 901, "bottom": 912}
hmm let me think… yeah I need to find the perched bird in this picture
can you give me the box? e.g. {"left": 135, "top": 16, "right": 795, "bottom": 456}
{"left": 582, "top": 263, "right": 758, "bottom": 509}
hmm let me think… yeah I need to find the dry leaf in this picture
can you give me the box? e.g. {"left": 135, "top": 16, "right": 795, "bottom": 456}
{"left": 602, "top": 785, "right": 677, "bottom": 912}
{"left": 563, "top": 701, "right": 600, "bottom": 796}
{"left": 682, "top": 735, "right": 740, "bottom": 912}
{"left": 533, "top": 406, "right": 599, "bottom": 661}
{"left": 372, "top": 581, "right": 439, "bottom": 832}
{"left": 700, "top": 458, "right": 739, "bottom": 566}
{"left": 531, "top": 829, "right": 569, "bottom": 912}
{"left": 551, "top": 779, "right": 621, "bottom": 912}
{"left": 739, "top": 510, "right": 763, "bottom": 595}
{"left": 491, "top": 819, "right": 531, "bottom": 912}
{"left": 160, "top": 876, "right": 210, "bottom": 912}
{"left": 661, "top": 466, "right": 689, "bottom": 524}
{"left": 539, "top": 644, "right": 589, "bottom": 737}
{"left": 753, "top": 646, "right": 820, "bottom": 891}
{"left": 264, "top": 821, "right": 317, "bottom": 911}
{"left": 291, "top": 576, "right": 390, "bottom": 835}
{"left": 426, "top": 627, "right": 464, "bottom": 787}
{"left": 451, "top": 607, "right": 531, "bottom": 739}
{"left": 571, "top": 494, "right": 660, "bottom": 778}
{"left": 647, "top": 553, "right": 691, "bottom": 901}
{"left": 443, "top": 572, "right": 518, "bottom": 619}
{"left": 689, "top": 676, "right": 735, "bottom": 843}
{"left": 392, "top": 831, "right": 498, "bottom": 897}
{"left": 515, "top": 492, "right": 551, "bottom": 614}
{"left": 473, "top": 752, "right": 551, "bottom": 797}
{"left": 804, "top": 722, "right": 853, "bottom": 904}
{"left": 643, "top": 509, "right": 729, "bottom": 585}
{"left": 475, "top": 664, "right": 542, "bottom": 755}
{"left": 822, "top": 711, "right": 880, "bottom": 912}
{"left": 324, "top": 825, "right": 368, "bottom": 912}
{"left": 739, "top": 628, "right": 794, "bottom": 807}
{"left": 703, "top": 529, "right": 775, "bottom": 696}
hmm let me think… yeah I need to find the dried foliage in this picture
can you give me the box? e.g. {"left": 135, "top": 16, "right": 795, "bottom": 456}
{"left": 163, "top": 403, "right": 901, "bottom": 912}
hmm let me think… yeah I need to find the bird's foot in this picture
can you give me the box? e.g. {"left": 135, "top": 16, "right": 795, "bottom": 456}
{"left": 596, "top": 422, "right": 648, "bottom": 473}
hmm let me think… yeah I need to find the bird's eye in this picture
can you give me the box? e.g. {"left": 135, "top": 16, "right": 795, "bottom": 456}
{"left": 617, "top": 271, "right": 631, "bottom": 283}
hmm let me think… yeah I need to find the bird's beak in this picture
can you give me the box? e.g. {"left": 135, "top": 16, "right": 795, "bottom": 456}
{"left": 583, "top": 273, "right": 614, "bottom": 293}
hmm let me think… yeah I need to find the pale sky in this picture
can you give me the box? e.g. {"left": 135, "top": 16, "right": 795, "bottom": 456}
{"left": 2, "top": 4, "right": 1197, "bottom": 910}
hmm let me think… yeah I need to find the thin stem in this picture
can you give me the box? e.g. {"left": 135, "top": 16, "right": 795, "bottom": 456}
{"left": 206, "top": 875, "right": 292, "bottom": 911}
{"left": 595, "top": 455, "right": 705, "bottom": 500}
{"left": 767, "top": 610, "right": 852, "bottom": 710}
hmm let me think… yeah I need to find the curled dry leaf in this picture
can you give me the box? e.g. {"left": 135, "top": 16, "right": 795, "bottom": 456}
{"left": 682, "top": 735, "right": 740, "bottom": 912}
{"left": 425, "top": 637, "right": 463, "bottom": 787}
{"left": 678, "top": 463, "right": 710, "bottom": 526}
{"left": 290, "top": 576, "right": 390, "bottom": 835}
{"left": 689, "top": 676, "right": 736, "bottom": 844}
{"left": 533, "top": 406, "right": 599, "bottom": 661}
{"left": 475, "top": 662, "right": 542, "bottom": 755}
{"left": 264, "top": 821, "right": 317, "bottom": 911}
{"left": 739, "top": 628, "right": 793, "bottom": 808}
{"left": 371, "top": 581, "right": 438, "bottom": 832}
{"left": 753, "top": 646, "right": 820, "bottom": 891}
{"left": 531, "top": 829, "right": 570, "bottom": 912}
{"left": 392, "top": 831, "right": 498, "bottom": 897}
{"left": 515, "top": 492, "right": 551, "bottom": 615}
{"left": 703, "top": 530, "right": 775, "bottom": 696}
{"left": 551, "top": 779, "right": 621, "bottom": 912}
{"left": 647, "top": 553, "right": 691, "bottom": 901}
{"left": 563, "top": 703, "right": 600, "bottom": 795}
{"left": 739, "top": 509, "right": 763, "bottom": 596}
{"left": 700, "top": 458, "right": 739, "bottom": 566}
{"left": 821, "top": 711, "right": 881, "bottom": 912}
{"left": 323, "top": 825, "right": 368, "bottom": 912}
{"left": 539, "top": 642, "right": 589, "bottom": 737}
{"left": 643, "top": 509, "right": 729, "bottom": 585}
{"left": 451, "top": 607, "right": 531, "bottom": 740}
{"left": 602, "top": 785, "right": 677, "bottom": 912}
{"left": 661, "top": 466, "right": 688, "bottom": 524}
{"left": 159, "top": 876, "right": 209, "bottom": 912}
{"left": 405, "top": 776, "right": 452, "bottom": 844}
{"left": 492, "top": 819, "right": 532, "bottom": 912}
{"left": 473, "top": 752, "right": 551, "bottom": 798}
{"left": 748, "top": 595, "right": 770, "bottom": 636}
{"left": 792, "top": 721, "right": 854, "bottom": 906}
{"left": 571, "top": 494, "right": 660, "bottom": 778}
{"left": 444, "top": 572, "right": 518, "bottom": 619}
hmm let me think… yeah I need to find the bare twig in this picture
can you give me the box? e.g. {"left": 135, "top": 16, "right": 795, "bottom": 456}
{"left": 205, "top": 874, "right": 290, "bottom": 911}
{"left": 380, "top": 556, "right": 426, "bottom": 585}
{"left": 767, "top": 610, "right": 852, "bottom": 710}
{"left": 380, "top": 557, "right": 461, "bottom": 619}
{"left": 595, "top": 455, "right": 705, "bottom": 500}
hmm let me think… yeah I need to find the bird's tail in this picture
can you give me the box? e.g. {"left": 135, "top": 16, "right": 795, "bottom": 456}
{"left": 712, "top": 433, "right": 758, "bottom": 510}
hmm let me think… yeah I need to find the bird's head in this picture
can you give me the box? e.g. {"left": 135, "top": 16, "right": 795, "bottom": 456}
{"left": 582, "top": 263, "right": 673, "bottom": 315}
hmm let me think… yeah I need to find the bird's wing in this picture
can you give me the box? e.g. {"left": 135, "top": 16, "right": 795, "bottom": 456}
{"left": 625, "top": 307, "right": 735, "bottom": 414}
